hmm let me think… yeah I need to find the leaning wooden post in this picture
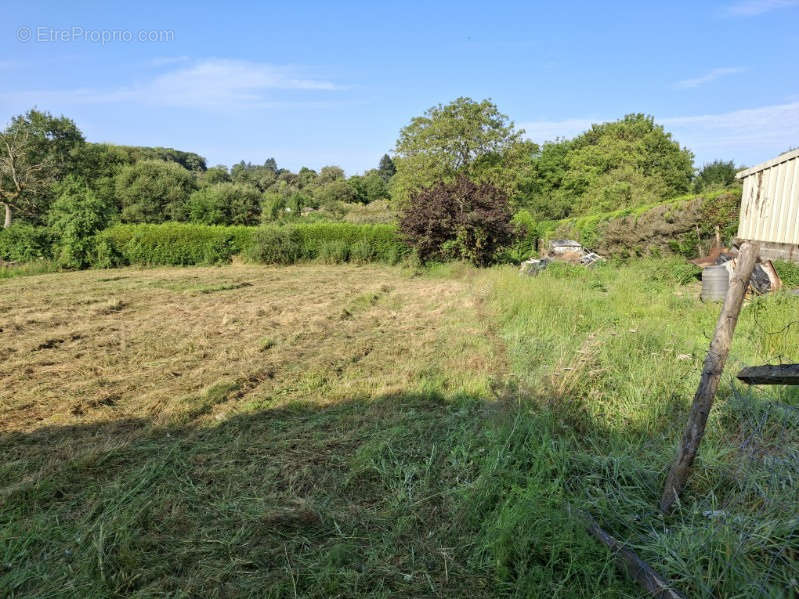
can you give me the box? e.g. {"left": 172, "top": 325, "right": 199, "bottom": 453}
{"left": 659, "top": 241, "right": 759, "bottom": 513}
{"left": 584, "top": 515, "right": 685, "bottom": 598}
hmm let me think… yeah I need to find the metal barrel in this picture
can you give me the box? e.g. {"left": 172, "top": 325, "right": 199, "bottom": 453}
{"left": 701, "top": 265, "right": 729, "bottom": 302}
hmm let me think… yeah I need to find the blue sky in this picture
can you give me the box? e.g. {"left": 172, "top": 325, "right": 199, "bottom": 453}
{"left": 2, "top": 0, "right": 798, "bottom": 174}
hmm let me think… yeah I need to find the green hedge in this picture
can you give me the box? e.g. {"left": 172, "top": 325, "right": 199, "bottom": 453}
{"left": 93, "top": 223, "right": 252, "bottom": 267}
{"left": 543, "top": 189, "right": 740, "bottom": 258}
{"left": 246, "top": 223, "right": 406, "bottom": 265}
{"left": 0, "top": 224, "right": 52, "bottom": 262}
{"left": 92, "top": 222, "right": 407, "bottom": 267}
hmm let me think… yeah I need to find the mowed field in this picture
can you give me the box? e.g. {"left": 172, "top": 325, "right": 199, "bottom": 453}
{"left": 2, "top": 261, "right": 798, "bottom": 597}
{"left": 1, "top": 264, "right": 511, "bottom": 597}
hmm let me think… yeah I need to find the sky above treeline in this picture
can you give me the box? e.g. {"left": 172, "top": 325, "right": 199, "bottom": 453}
{"left": 2, "top": 0, "right": 798, "bottom": 174}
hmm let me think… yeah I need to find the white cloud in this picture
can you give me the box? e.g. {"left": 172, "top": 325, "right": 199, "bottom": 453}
{"left": 133, "top": 59, "right": 340, "bottom": 107}
{"left": 0, "top": 59, "right": 341, "bottom": 110}
{"left": 520, "top": 117, "right": 596, "bottom": 142}
{"left": 519, "top": 101, "right": 799, "bottom": 164}
{"left": 675, "top": 67, "right": 745, "bottom": 89}
{"left": 725, "top": 0, "right": 799, "bottom": 16}
{"left": 148, "top": 56, "right": 191, "bottom": 67}
{"left": 662, "top": 102, "right": 799, "bottom": 150}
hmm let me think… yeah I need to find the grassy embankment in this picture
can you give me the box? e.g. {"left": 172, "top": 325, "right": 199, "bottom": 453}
{"left": 1, "top": 260, "right": 797, "bottom": 597}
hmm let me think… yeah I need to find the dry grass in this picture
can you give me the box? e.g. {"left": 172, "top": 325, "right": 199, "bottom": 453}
{"left": 1, "top": 263, "right": 512, "bottom": 597}
{"left": 1, "top": 264, "right": 496, "bottom": 436}
{"left": 5, "top": 260, "right": 795, "bottom": 597}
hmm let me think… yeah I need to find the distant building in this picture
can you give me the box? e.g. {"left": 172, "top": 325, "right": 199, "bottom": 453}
{"left": 736, "top": 149, "right": 799, "bottom": 262}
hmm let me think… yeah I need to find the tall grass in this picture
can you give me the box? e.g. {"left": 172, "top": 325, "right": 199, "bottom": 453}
{"left": 477, "top": 258, "right": 799, "bottom": 595}
{"left": 2, "top": 260, "right": 796, "bottom": 596}
{"left": 0, "top": 260, "right": 61, "bottom": 279}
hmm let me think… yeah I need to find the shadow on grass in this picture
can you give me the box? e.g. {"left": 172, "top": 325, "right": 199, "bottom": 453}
{"left": 5, "top": 382, "right": 794, "bottom": 598}
{"left": 0, "top": 389, "right": 645, "bottom": 598}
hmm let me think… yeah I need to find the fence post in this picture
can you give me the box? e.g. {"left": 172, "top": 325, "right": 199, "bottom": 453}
{"left": 659, "top": 241, "right": 759, "bottom": 513}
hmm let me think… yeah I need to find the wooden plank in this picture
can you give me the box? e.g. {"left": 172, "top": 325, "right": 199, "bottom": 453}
{"left": 737, "top": 364, "right": 799, "bottom": 385}
{"left": 584, "top": 516, "right": 685, "bottom": 599}
{"left": 660, "top": 241, "right": 760, "bottom": 514}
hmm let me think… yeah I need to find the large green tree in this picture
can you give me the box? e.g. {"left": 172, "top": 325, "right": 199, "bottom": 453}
{"left": 0, "top": 110, "right": 84, "bottom": 227}
{"left": 522, "top": 114, "right": 695, "bottom": 219}
{"left": 694, "top": 160, "right": 738, "bottom": 193}
{"left": 392, "top": 97, "right": 537, "bottom": 206}
{"left": 187, "top": 182, "right": 262, "bottom": 225}
{"left": 318, "top": 165, "right": 346, "bottom": 184}
{"left": 377, "top": 154, "right": 396, "bottom": 181}
{"left": 348, "top": 170, "right": 389, "bottom": 204}
{"left": 48, "top": 176, "right": 114, "bottom": 268}
{"left": 115, "top": 160, "right": 196, "bottom": 223}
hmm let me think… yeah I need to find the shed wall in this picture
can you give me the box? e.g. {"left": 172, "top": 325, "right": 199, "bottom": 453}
{"left": 737, "top": 152, "right": 799, "bottom": 245}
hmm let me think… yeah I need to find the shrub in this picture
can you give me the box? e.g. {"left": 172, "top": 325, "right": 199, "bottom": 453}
{"left": 188, "top": 183, "right": 262, "bottom": 226}
{"left": 498, "top": 209, "right": 539, "bottom": 262}
{"left": 0, "top": 224, "right": 52, "bottom": 262}
{"left": 93, "top": 223, "right": 250, "bottom": 267}
{"left": 317, "top": 240, "right": 350, "bottom": 264}
{"left": 90, "top": 222, "right": 406, "bottom": 268}
{"left": 116, "top": 160, "right": 196, "bottom": 223}
{"left": 340, "top": 199, "right": 394, "bottom": 224}
{"left": 48, "top": 177, "right": 114, "bottom": 269}
{"left": 244, "top": 226, "right": 303, "bottom": 265}
{"left": 260, "top": 193, "right": 287, "bottom": 222}
{"left": 399, "top": 176, "right": 513, "bottom": 266}
{"left": 349, "top": 240, "right": 375, "bottom": 264}
{"left": 245, "top": 223, "right": 406, "bottom": 265}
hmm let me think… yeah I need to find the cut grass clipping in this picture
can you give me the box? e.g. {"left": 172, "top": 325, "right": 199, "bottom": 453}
{"left": 1, "top": 258, "right": 797, "bottom": 597}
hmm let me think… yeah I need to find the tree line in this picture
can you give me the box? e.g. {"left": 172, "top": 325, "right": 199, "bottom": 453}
{"left": 0, "top": 100, "right": 741, "bottom": 267}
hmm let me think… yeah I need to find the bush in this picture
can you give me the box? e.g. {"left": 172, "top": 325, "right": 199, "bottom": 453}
{"left": 497, "top": 209, "right": 539, "bottom": 262}
{"left": 349, "top": 240, "right": 375, "bottom": 264}
{"left": 260, "top": 193, "right": 287, "bottom": 223}
{"left": 0, "top": 224, "right": 52, "bottom": 262}
{"left": 116, "top": 160, "right": 196, "bottom": 223}
{"left": 244, "top": 226, "right": 303, "bottom": 265}
{"left": 48, "top": 177, "right": 114, "bottom": 268}
{"left": 93, "top": 223, "right": 250, "bottom": 267}
{"left": 89, "top": 222, "right": 405, "bottom": 268}
{"left": 245, "top": 223, "right": 406, "bottom": 265}
{"left": 399, "top": 177, "right": 513, "bottom": 266}
{"left": 317, "top": 240, "right": 350, "bottom": 264}
{"left": 187, "top": 183, "right": 262, "bottom": 226}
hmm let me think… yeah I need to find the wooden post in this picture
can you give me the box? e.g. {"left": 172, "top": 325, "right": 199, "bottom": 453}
{"left": 584, "top": 516, "right": 685, "bottom": 598}
{"left": 660, "top": 241, "right": 759, "bottom": 513}
{"left": 736, "top": 364, "right": 799, "bottom": 385}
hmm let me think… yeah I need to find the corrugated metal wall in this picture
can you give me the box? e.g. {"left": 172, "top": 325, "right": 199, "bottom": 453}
{"left": 737, "top": 149, "right": 799, "bottom": 245}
